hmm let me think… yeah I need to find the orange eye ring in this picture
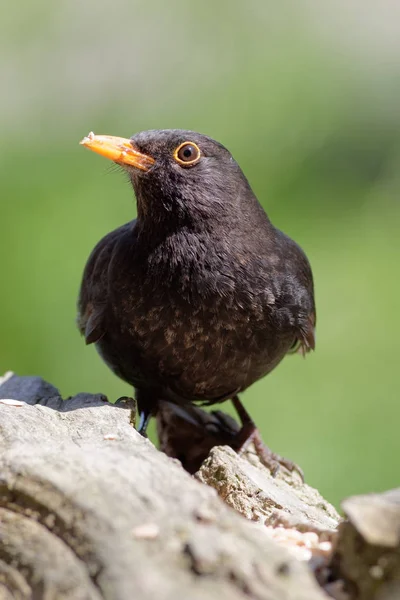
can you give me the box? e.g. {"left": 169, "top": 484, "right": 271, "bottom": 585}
{"left": 173, "top": 141, "right": 201, "bottom": 166}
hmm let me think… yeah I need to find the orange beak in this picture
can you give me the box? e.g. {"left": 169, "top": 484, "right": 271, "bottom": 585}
{"left": 80, "top": 132, "right": 155, "bottom": 171}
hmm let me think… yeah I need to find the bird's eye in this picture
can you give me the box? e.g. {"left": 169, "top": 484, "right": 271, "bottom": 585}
{"left": 174, "top": 142, "right": 201, "bottom": 166}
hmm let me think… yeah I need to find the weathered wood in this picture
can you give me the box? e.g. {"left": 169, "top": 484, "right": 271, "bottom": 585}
{"left": 330, "top": 490, "right": 400, "bottom": 600}
{"left": 1, "top": 373, "right": 399, "bottom": 600}
{"left": 197, "top": 445, "right": 339, "bottom": 532}
{"left": 0, "top": 373, "right": 329, "bottom": 600}
{"left": 156, "top": 401, "right": 339, "bottom": 531}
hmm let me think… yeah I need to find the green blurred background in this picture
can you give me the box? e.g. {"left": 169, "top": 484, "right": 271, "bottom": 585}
{"left": 1, "top": 1, "right": 399, "bottom": 507}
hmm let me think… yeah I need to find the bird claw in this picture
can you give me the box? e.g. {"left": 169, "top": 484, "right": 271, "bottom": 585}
{"left": 115, "top": 396, "right": 136, "bottom": 408}
{"left": 231, "top": 395, "right": 304, "bottom": 481}
{"left": 250, "top": 433, "right": 304, "bottom": 481}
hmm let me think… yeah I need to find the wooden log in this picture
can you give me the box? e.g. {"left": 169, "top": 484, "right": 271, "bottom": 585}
{"left": 0, "top": 373, "right": 330, "bottom": 600}
{"left": 330, "top": 490, "right": 400, "bottom": 600}
{"left": 0, "top": 373, "right": 398, "bottom": 600}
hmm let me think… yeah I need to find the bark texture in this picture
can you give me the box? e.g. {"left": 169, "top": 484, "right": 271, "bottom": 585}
{"left": 0, "top": 373, "right": 398, "bottom": 600}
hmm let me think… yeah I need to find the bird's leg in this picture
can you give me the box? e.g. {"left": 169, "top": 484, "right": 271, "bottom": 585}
{"left": 138, "top": 409, "right": 152, "bottom": 437}
{"left": 231, "top": 395, "right": 304, "bottom": 480}
{"left": 135, "top": 389, "right": 159, "bottom": 437}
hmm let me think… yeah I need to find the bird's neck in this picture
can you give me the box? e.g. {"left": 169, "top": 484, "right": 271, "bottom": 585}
{"left": 135, "top": 207, "right": 225, "bottom": 249}
{"left": 132, "top": 225, "right": 228, "bottom": 301}
{"left": 133, "top": 182, "right": 275, "bottom": 268}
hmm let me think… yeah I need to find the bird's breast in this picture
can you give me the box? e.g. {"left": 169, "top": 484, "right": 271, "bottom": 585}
{"left": 98, "top": 230, "right": 295, "bottom": 400}
{"left": 102, "top": 266, "right": 291, "bottom": 401}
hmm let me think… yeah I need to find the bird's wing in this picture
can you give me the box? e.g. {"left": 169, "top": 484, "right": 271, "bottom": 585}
{"left": 269, "top": 231, "right": 316, "bottom": 355}
{"left": 290, "top": 312, "right": 316, "bottom": 356}
{"left": 77, "top": 222, "right": 132, "bottom": 345}
{"left": 294, "top": 255, "right": 316, "bottom": 355}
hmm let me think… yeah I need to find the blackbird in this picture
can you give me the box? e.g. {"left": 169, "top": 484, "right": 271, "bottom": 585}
{"left": 78, "top": 129, "right": 316, "bottom": 474}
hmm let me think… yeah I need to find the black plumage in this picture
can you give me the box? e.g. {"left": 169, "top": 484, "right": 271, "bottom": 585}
{"left": 78, "top": 129, "right": 315, "bottom": 471}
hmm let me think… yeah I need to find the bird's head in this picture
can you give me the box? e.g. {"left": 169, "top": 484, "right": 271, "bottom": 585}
{"left": 80, "top": 129, "right": 256, "bottom": 231}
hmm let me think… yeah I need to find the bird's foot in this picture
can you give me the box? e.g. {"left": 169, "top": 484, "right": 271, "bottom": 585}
{"left": 231, "top": 395, "right": 304, "bottom": 480}
{"left": 115, "top": 396, "right": 137, "bottom": 429}
{"left": 240, "top": 427, "right": 304, "bottom": 480}
{"left": 115, "top": 396, "right": 135, "bottom": 408}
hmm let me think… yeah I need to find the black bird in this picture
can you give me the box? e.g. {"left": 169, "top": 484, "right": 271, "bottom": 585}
{"left": 78, "top": 130, "right": 315, "bottom": 474}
